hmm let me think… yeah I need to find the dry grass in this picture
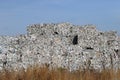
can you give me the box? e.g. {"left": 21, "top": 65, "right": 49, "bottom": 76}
{"left": 0, "top": 65, "right": 120, "bottom": 80}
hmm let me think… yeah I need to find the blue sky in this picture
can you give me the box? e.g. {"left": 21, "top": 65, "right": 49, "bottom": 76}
{"left": 0, "top": 0, "right": 120, "bottom": 35}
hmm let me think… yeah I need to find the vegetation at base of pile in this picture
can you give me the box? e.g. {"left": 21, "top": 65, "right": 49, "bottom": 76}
{"left": 0, "top": 65, "right": 120, "bottom": 80}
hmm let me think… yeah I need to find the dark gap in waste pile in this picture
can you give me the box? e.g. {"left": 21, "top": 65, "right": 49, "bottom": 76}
{"left": 85, "top": 47, "right": 94, "bottom": 50}
{"left": 54, "top": 32, "right": 58, "bottom": 35}
{"left": 72, "top": 35, "right": 78, "bottom": 45}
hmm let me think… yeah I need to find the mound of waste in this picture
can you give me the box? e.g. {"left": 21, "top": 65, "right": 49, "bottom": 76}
{"left": 0, "top": 22, "right": 120, "bottom": 71}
